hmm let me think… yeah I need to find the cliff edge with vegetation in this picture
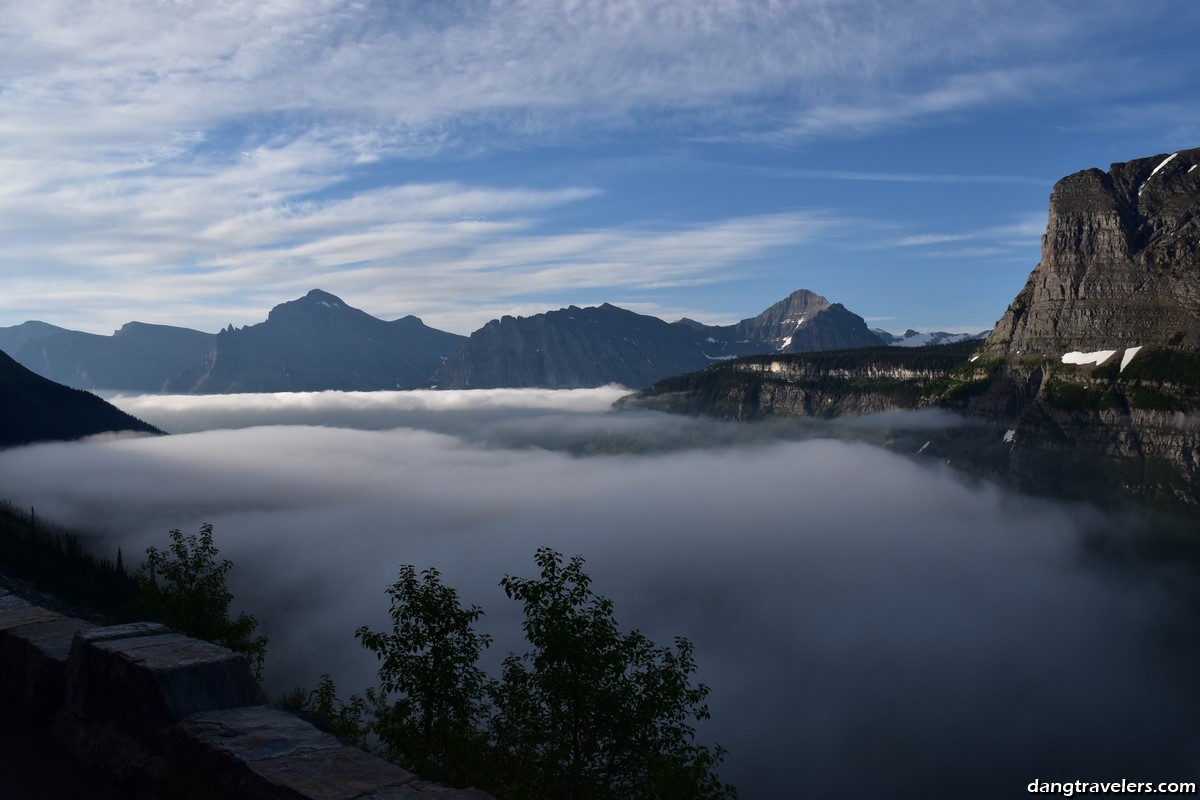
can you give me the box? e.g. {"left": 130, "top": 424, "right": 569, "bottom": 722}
{"left": 619, "top": 149, "right": 1200, "bottom": 508}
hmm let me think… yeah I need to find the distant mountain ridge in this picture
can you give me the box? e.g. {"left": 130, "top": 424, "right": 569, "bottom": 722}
{"left": 872, "top": 328, "right": 990, "bottom": 347}
{"left": 3, "top": 288, "right": 904, "bottom": 392}
{"left": 13, "top": 322, "right": 215, "bottom": 392}
{"left": 431, "top": 289, "right": 886, "bottom": 389}
{"left": 167, "top": 289, "right": 466, "bottom": 393}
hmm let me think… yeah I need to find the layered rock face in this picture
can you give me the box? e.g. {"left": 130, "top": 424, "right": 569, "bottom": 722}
{"left": 951, "top": 149, "right": 1200, "bottom": 505}
{"left": 616, "top": 342, "right": 974, "bottom": 419}
{"left": 986, "top": 148, "right": 1200, "bottom": 358}
{"left": 615, "top": 149, "right": 1200, "bottom": 507}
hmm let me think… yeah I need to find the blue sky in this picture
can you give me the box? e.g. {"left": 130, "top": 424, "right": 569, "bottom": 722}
{"left": 1, "top": 0, "right": 1197, "bottom": 337}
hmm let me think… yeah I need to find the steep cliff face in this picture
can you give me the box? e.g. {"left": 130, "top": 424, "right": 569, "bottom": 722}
{"left": 986, "top": 148, "right": 1200, "bottom": 357}
{"left": 947, "top": 149, "right": 1200, "bottom": 505}
{"left": 616, "top": 149, "right": 1200, "bottom": 508}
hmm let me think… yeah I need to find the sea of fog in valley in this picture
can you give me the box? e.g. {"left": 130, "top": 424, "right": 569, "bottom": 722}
{"left": 2, "top": 388, "right": 1199, "bottom": 798}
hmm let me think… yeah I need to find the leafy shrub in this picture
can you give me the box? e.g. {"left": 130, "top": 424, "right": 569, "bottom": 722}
{"left": 345, "top": 549, "right": 734, "bottom": 799}
{"left": 356, "top": 565, "right": 493, "bottom": 784}
{"left": 491, "top": 548, "right": 734, "bottom": 800}
{"left": 135, "top": 523, "right": 267, "bottom": 679}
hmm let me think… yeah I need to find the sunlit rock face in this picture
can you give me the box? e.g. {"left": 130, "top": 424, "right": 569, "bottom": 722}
{"left": 986, "top": 147, "right": 1200, "bottom": 358}
{"left": 615, "top": 148, "right": 1200, "bottom": 507}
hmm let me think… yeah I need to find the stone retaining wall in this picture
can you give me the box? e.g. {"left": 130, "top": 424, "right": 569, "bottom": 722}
{"left": 0, "top": 585, "right": 494, "bottom": 799}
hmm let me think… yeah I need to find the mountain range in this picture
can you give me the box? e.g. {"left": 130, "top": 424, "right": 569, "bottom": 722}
{"left": 1, "top": 288, "right": 947, "bottom": 393}
{"left": 871, "top": 328, "right": 989, "bottom": 347}
{"left": 620, "top": 146, "right": 1200, "bottom": 507}
{"left": 4, "top": 145, "right": 1198, "bottom": 510}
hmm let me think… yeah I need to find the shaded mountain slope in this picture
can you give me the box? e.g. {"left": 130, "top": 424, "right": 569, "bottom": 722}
{"left": 0, "top": 321, "right": 70, "bottom": 355}
{"left": 12, "top": 322, "right": 215, "bottom": 392}
{"left": 0, "top": 350, "right": 161, "bottom": 447}
{"left": 174, "top": 290, "right": 466, "bottom": 393}
{"left": 432, "top": 303, "right": 711, "bottom": 389}
{"left": 434, "top": 290, "right": 885, "bottom": 389}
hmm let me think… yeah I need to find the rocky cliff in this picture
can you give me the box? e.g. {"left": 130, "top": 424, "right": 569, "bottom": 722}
{"left": 943, "top": 148, "right": 1200, "bottom": 505}
{"left": 617, "top": 342, "right": 975, "bottom": 419}
{"left": 985, "top": 147, "right": 1200, "bottom": 357}
{"left": 617, "top": 149, "right": 1200, "bottom": 508}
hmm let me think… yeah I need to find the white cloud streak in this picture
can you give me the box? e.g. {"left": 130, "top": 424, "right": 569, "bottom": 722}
{"left": 0, "top": 0, "right": 1167, "bottom": 333}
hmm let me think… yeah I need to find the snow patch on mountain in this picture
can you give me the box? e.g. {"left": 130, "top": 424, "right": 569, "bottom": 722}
{"left": 872, "top": 328, "right": 990, "bottom": 348}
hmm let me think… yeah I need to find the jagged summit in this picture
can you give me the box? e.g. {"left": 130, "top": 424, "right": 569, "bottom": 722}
{"left": 726, "top": 289, "right": 832, "bottom": 348}
{"left": 433, "top": 290, "right": 885, "bottom": 389}
{"left": 872, "top": 328, "right": 989, "bottom": 348}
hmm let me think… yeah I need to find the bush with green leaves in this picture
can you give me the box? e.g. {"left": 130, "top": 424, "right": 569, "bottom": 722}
{"left": 134, "top": 523, "right": 267, "bottom": 679}
{"left": 491, "top": 548, "right": 732, "bottom": 799}
{"left": 356, "top": 565, "right": 493, "bottom": 785}
{"left": 348, "top": 548, "right": 734, "bottom": 799}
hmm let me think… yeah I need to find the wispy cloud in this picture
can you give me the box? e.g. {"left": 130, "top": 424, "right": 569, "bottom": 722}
{"left": 768, "top": 169, "right": 1050, "bottom": 186}
{"left": 855, "top": 213, "right": 1044, "bottom": 261}
{"left": 0, "top": 0, "right": 1177, "bottom": 333}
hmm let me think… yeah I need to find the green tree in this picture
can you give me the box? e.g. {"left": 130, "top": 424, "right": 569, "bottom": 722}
{"left": 491, "top": 547, "right": 734, "bottom": 800}
{"left": 351, "top": 550, "right": 734, "bottom": 799}
{"left": 135, "top": 523, "right": 267, "bottom": 679}
{"left": 356, "top": 565, "right": 494, "bottom": 785}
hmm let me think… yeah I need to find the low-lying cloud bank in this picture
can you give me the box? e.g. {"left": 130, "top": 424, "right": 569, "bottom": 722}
{"left": 105, "top": 387, "right": 632, "bottom": 434}
{"left": 2, "top": 390, "right": 1198, "bottom": 798}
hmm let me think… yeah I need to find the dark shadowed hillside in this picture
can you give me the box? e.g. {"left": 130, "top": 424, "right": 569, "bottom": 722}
{"left": 0, "top": 350, "right": 161, "bottom": 447}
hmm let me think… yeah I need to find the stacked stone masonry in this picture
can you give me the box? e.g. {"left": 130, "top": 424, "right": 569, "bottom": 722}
{"left": 0, "top": 585, "right": 494, "bottom": 799}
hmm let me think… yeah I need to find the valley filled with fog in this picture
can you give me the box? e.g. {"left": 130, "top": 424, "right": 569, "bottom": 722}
{"left": 2, "top": 389, "right": 1198, "bottom": 798}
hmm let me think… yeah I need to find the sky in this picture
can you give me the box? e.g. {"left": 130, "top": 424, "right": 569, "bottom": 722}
{"left": 2, "top": 391, "right": 1199, "bottom": 798}
{"left": 1, "top": 1, "right": 1198, "bottom": 337}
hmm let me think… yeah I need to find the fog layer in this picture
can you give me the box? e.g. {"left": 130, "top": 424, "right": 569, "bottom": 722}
{"left": 2, "top": 390, "right": 1197, "bottom": 798}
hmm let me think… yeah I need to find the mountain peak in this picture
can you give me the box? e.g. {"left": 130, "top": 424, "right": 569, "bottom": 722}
{"left": 266, "top": 289, "right": 354, "bottom": 323}
{"left": 300, "top": 289, "right": 346, "bottom": 308}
